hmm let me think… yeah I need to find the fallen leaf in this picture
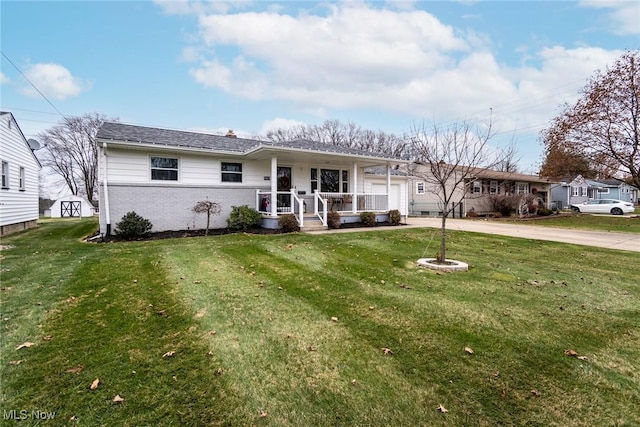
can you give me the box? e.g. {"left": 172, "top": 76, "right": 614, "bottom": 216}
{"left": 437, "top": 404, "right": 448, "bottom": 413}
{"left": 90, "top": 378, "right": 100, "bottom": 390}
{"left": 368, "top": 306, "right": 375, "bottom": 310}
{"left": 307, "top": 345, "right": 316, "bottom": 352}
{"left": 163, "top": 351, "right": 176, "bottom": 358}
{"left": 577, "top": 356, "right": 588, "bottom": 360}
{"left": 9, "top": 360, "right": 23, "bottom": 365}
{"left": 259, "top": 410, "right": 268, "bottom": 417}
{"left": 381, "top": 347, "right": 393, "bottom": 355}
{"left": 43, "top": 335, "right": 53, "bottom": 341}
{"left": 331, "top": 317, "right": 338, "bottom": 322}
{"left": 492, "top": 371, "right": 500, "bottom": 377}
{"left": 216, "top": 368, "right": 224, "bottom": 376}
{"left": 69, "top": 415, "right": 77, "bottom": 421}
{"left": 172, "top": 376, "right": 177, "bottom": 382}
{"left": 564, "top": 349, "right": 578, "bottom": 357}
{"left": 464, "top": 347, "right": 474, "bottom": 355}
{"left": 66, "top": 365, "right": 85, "bottom": 374}
{"left": 112, "top": 395, "right": 124, "bottom": 403}
{"left": 351, "top": 379, "right": 357, "bottom": 386}
{"left": 16, "top": 342, "right": 35, "bottom": 350}
{"left": 531, "top": 389, "right": 540, "bottom": 397}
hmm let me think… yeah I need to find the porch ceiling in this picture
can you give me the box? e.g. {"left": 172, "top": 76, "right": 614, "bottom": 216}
{"left": 245, "top": 146, "right": 406, "bottom": 168}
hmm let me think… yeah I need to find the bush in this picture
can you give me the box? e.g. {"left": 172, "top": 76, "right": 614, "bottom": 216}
{"left": 227, "top": 205, "right": 262, "bottom": 230}
{"left": 327, "top": 211, "right": 341, "bottom": 229}
{"left": 279, "top": 214, "right": 300, "bottom": 233}
{"left": 115, "top": 211, "right": 152, "bottom": 239}
{"left": 360, "top": 211, "right": 376, "bottom": 227}
{"left": 388, "top": 209, "right": 401, "bottom": 225}
{"left": 537, "top": 208, "right": 552, "bottom": 216}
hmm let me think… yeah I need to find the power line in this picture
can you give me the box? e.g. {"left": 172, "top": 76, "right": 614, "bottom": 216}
{"left": 1, "top": 50, "right": 67, "bottom": 118}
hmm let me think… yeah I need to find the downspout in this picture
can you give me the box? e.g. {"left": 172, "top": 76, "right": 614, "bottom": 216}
{"left": 103, "top": 142, "right": 112, "bottom": 236}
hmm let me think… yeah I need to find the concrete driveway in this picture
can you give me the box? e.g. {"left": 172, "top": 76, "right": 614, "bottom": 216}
{"left": 404, "top": 217, "right": 640, "bottom": 252}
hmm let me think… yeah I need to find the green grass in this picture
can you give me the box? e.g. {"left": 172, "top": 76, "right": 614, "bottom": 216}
{"left": 1, "top": 218, "right": 638, "bottom": 426}
{"left": 519, "top": 213, "right": 640, "bottom": 233}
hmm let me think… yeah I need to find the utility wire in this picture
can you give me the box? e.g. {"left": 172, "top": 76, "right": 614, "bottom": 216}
{"left": 1, "top": 50, "right": 66, "bottom": 118}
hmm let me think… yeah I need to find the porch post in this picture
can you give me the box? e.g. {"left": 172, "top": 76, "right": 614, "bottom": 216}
{"left": 387, "top": 163, "right": 392, "bottom": 211}
{"left": 270, "top": 156, "right": 278, "bottom": 217}
{"left": 352, "top": 162, "right": 358, "bottom": 214}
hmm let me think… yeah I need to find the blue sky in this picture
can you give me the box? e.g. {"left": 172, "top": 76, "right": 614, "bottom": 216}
{"left": 2, "top": 0, "right": 639, "bottom": 178}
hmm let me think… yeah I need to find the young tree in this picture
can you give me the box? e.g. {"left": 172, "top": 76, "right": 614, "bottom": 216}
{"left": 540, "top": 50, "right": 640, "bottom": 188}
{"left": 411, "top": 116, "right": 508, "bottom": 263}
{"left": 192, "top": 200, "right": 222, "bottom": 236}
{"left": 38, "top": 113, "right": 114, "bottom": 205}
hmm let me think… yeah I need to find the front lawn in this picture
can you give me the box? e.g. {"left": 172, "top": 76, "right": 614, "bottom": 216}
{"left": 519, "top": 213, "right": 640, "bottom": 233}
{"left": 1, "top": 218, "right": 638, "bottom": 425}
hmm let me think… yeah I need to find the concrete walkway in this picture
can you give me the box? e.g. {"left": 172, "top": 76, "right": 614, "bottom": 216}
{"left": 309, "top": 217, "right": 640, "bottom": 252}
{"left": 404, "top": 217, "right": 640, "bottom": 252}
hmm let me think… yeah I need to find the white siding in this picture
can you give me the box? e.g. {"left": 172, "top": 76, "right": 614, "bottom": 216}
{"left": 0, "top": 114, "right": 40, "bottom": 229}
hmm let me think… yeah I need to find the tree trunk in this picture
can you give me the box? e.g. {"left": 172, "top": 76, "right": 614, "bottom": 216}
{"left": 439, "top": 214, "right": 447, "bottom": 263}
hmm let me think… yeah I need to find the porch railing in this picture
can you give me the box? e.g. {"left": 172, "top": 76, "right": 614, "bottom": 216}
{"left": 257, "top": 190, "right": 390, "bottom": 227}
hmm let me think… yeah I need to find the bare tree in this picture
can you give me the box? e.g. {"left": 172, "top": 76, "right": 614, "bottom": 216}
{"left": 264, "top": 119, "right": 408, "bottom": 158}
{"left": 411, "top": 116, "right": 507, "bottom": 263}
{"left": 540, "top": 50, "right": 640, "bottom": 188}
{"left": 192, "top": 200, "right": 221, "bottom": 236}
{"left": 38, "top": 113, "right": 114, "bottom": 205}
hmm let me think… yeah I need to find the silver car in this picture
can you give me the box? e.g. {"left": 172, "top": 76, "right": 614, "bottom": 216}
{"left": 571, "top": 199, "right": 634, "bottom": 215}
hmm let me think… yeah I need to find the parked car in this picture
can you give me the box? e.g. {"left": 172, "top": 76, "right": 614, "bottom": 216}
{"left": 571, "top": 199, "right": 634, "bottom": 215}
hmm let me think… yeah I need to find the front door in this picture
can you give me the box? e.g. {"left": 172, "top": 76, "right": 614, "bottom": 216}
{"left": 277, "top": 167, "right": 292, "bottom": 212}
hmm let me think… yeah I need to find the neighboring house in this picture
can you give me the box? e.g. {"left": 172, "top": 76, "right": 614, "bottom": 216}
{"left": 551, "top": 175, "right": 639, "bottom": 209}
{"left": 46, "top": 195, "right": 96, "bottom": 218}
{"left": 0, "top": 112, "right": 41, "bottom": 236}
{"left": 409, "top": 164, "right": 552, "bottom": 216}
{"left": 96, "top": 122, "right": 409, "bottom": 235}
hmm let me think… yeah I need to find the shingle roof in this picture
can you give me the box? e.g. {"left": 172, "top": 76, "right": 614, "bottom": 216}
{"left": 97, "top": 122, "right": 401, "bottom": 160}
{"left": 97, "top": 122, "right": 258, "bottom": 152}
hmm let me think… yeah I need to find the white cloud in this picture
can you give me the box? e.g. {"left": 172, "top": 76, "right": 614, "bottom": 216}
{"left": 579, "top": 0, "right": 640, "bottom": 35}
{"left": 259, "top": 117, "right": 306, "bottom": 135}
{"left": 180, "top": 2, "right": 626, "bottom": 140}
{"left": 21, "top": 63, "right": 87, "bottom": 100}
{"left": 0, "top": 71, "right": 9, "bottom": 84}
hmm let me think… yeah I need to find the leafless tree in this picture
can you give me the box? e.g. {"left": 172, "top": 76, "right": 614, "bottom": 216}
{"left": 192, "top": 200, "right": 221, "bottom": 236}
{"left": 37, "top": 113, "right": 114, "bottom": 205}
{"left": 411, "top": 116, "right": 509, "bottom": 263}
{"left": 540, "top": 50, "right": 640, "bottom": 188}
{"left": 264, "top": 119, "right": 408, "bottom": 158}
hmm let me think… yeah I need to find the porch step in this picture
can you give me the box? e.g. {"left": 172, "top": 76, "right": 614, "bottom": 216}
{"left": 300, "top": 214, "right": 328, "bottom": 232}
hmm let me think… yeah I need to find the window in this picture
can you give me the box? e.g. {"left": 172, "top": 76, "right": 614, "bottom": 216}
{"left": 472, "top": 180, "right": 482, "bottom": 194}
{"left": 320, "top": 169, "right": 339, "bottom": 192}
{"left": 19, "top": 167, "right": 25, "bottom": 191}
{"left": 490, "top": 180, "right": 499, "bottom": 194}
{"left": 221, "top": 162, "right": 242, "bottom": 183}
{"left": 341, "top": 170, "right": 349, "bottom": 193}
{"left": 310, "top": 168, "right": 318, "bottom": 192}
{"left": 597, "top": 188, "right": 609, "bottom": 194}
{"left": 571, "top": 186, "right": 579, "bottom": 197}
{"left": 416, "top": 182, "right": 425, "bottom": 195}
{"left": 516, "top": 183, "right": 529, "bottom": 194}
{"left": 151, "top": 156, "right": 178, "bottom": 181}
{"left": 1, "top": 161, "right": 8, "bottom": 189}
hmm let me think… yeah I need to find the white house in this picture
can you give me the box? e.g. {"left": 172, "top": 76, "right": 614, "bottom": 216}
{"left": 47, "top": 194, "right": 96, "bottom": 218}
{"left": 0, "top": 112, "right": 41, "bottom": 236}
{"left": 96, "top": 122, "right": 409, "bottom": 235}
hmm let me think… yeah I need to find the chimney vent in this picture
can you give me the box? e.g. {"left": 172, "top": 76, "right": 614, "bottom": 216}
{"left": 225, "top": 129, "right": 237, "bottom": 138}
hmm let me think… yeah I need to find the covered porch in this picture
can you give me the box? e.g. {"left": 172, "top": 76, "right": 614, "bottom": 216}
{"left": 243, "top": 145, "right": 407, "bottom": 230}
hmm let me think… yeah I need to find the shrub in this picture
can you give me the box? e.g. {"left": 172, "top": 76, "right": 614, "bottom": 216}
{"left": 327, "top": 211, "right": 341, "bottom": 229}
{"left": 115, "top": 211, "right": 152, "bottom": 239}
{"left": 360, "top": 211, "right": 376, "bottom": 227}
{"left": 537, "top": 207, "right": 552, "bottom": 216}
{"left": 279, "top": 214, "right": 300, "bottom": 233}
{"left": 388, "top": 209, "right": 401, "bottom": 225}
{"left": 227, "top": 205, "right": 262, "bottom": 230}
